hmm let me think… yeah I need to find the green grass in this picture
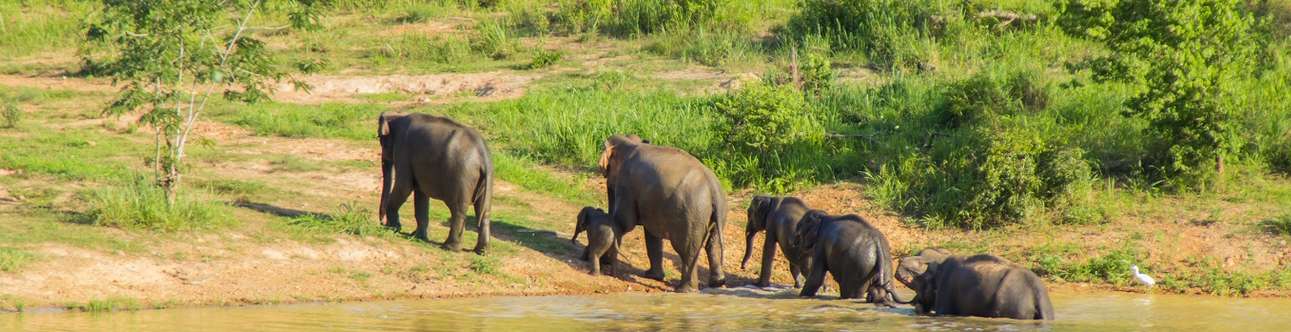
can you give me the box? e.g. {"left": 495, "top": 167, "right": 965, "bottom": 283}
{"left": 84, "top": 179, "right": 235, "bottom": 232}
{"left": 284, "top": 203, "right": 388, "bottom": 237}
{"left": 0, "top": 247, "right": 34, "bottom": 272}
{"left": 0, "top": 1, "right": 92, "bottom": 58}
{"left": 65, "top": 297, "right": 142, "bottom": 313}
{"left": 1262, "top": 214, "right": 1291, "bottom": 236}
{"left": 216, "top": 101, "right": 384, "bottom": 140}
{"left": 494, "top": 153, "right": 599, "bottom": 205}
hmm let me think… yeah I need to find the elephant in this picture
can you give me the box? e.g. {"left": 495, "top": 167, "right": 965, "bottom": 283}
{"left": 572, "top": 207, "right": 621, "bottom": 276}
{"left": 741, "top": 195, "right": 813, "bottom": 288}
{"left": 895, "top": 249, "right": 1055, "bottom": 320}
{"left": 599, "top": 134, "right": 726, "bottom": 292}
{"left": 377, "top": 112, "right": 493, "bottom": 254}
{"left": 793, "top": 210, "right": 906, "bottom": 306}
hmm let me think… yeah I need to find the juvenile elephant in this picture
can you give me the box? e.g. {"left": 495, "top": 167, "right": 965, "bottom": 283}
{"left": 895, "top": 249, "right": 1055, "bottom": 320}
{"left": 378, "top": 112, "right": 493, "bottom": 254}
{"left": 794, "top": 210, "right": 906, "bottom": 306}
{"left": 742, "top": 196, "right": 813, "bottom": 288}
{"left": 600, "top": 135, "right": 726, "bottom": 292}
{"left": 572, "top": 207, "right": 620, "bottom": 275}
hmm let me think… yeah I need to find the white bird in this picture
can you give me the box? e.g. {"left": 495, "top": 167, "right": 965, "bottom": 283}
{"left": 1131, "top": 265, "right": 1155, "bottom": 287}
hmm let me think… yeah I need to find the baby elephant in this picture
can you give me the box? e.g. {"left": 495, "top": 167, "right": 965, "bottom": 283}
{"left": 896, "top": 249, "right": 1054, "bottom": 320}
{"left": 572, "top": 207, "right": 620, "bottom": 276}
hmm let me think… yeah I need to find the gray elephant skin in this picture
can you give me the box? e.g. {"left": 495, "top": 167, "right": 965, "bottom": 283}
{"left": 378, "top": 112, "right": 493, "bottom": 254}
{"left": 572, "top": 207, "right": 620, "bottom": 275}
{"left": 742, "top": 195, "right": 813, "bottom": 288}
{"left": 794, "top": 210, "right": 905, "bottom": 305}
{"left": 599, "top": 135, "right": 726, "bottom": 292}
{"left": 896, "top": 249, "right": 1055, "bottom": 320}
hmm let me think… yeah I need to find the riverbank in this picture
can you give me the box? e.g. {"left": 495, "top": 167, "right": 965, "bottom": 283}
{"left": 2, "top": 0, "right": 1290, "bottom": 314}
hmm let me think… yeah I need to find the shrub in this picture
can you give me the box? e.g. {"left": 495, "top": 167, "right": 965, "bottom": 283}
{"left": 1, "top": 101, "right": 18, "bottom": 129}
{"left": 85, "top": 179, "right": 233, "bottom": 231}
{"left": 373, "top": 34, "right": 472, "bottom": 64}
{"left": 710, "top": 83, "right": 829, "bottom": 190}
{"left": 526, "top": 49, "right": 564, "bottom": 69}
{"left": 1069, "top": 0, "right": 1269, "bottom": 188}
{"left": 472, "top": 19, "right": 519, "bottom": 60}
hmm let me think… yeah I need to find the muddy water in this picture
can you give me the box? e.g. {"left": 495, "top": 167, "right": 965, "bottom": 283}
{"left": 4, "top": 289, "right": 1289, "bottom": 331}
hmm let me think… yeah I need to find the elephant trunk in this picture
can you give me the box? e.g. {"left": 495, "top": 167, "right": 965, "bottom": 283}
{"left": 378, "top": 159, "right": 392, "bottom": 225}
{"left": 740, "top": 231, "right": 756, "bottom": 270}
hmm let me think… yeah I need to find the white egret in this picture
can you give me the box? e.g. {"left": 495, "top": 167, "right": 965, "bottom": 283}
{"left": 1131, "top": 265, "right": 1155, "bottom": 287}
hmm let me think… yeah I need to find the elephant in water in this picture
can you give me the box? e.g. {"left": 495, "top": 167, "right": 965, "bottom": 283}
{"left": 742, "top": 195, "right": 813, "bottom": 288}
{"left": 793, "top": 210, "right": 906, "bottom": 306}
{"left": 378, "top": 112, "right": 493, "bottom": 255}
{"left": 600, "top": 134, "right": 726, "bottom": 292}
{"left": 896, "top": 248, "right": 1055, "bottom": 320}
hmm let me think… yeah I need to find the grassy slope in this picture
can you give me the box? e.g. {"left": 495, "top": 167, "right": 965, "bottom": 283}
{"left": 0, "top": 0, "right": 1289, "bottom": 312}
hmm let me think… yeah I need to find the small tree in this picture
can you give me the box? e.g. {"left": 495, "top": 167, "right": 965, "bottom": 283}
{"left": 84, "top": 0, "right": 322, "bottom": 203}
{"left": 1069, "top": 0, "right": 1266, "bottom": 186}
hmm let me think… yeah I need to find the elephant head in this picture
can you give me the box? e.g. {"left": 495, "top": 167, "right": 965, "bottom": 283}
{"left": 896, "top": 248, "right": 952, "bottom": 314}
{"left": 376, "top": 112, "right": 407, "bottom": 226}
{"left": 598, "top": 134, "right": 646, "bottom": 179}
{"left": 572, "top": 207, "right": 605, "bottom": 244}
{"left": 741, "top": 196, "right": 780, "bottom": 269}
{"left": 792, "top": 210, "right": 829, "bottom": 254}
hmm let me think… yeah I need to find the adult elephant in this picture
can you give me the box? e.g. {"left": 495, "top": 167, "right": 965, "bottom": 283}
{"left": 378, "top": 112, "right": 493, "bottom": 255}
{"left": 895, "top": 249, "right": 1055, "bottom": 320}
{"left": 794, "top": 210, "right": 906, "bottom": 306}
{"left": 742, "top": 195, "right": 813, "bottom": 288}
{"left": 600, "top": 135, "right": 726, "bottom": 292}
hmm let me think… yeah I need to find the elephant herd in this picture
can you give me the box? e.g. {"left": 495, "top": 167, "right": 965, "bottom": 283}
{"left": 376, "top": 113, "right": 1054, "bottom": 321}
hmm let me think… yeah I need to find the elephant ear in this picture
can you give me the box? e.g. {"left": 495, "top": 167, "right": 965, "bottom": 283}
{"left": 793, "top": 210, "right": 825, "bottom": 250}
{"left": 896, "top": 257, "right": 930, "bottom": 286}
{"left": 746, "top": 196, "right": 776, "bottom": 230}
{"left": 378, "top": 112, "right": 407, "bottom": 137}
{"left": 599, "top": 135, "right": 643, "bottom": 178}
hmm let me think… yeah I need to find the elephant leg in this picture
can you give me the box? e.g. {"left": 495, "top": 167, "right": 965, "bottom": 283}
{"left": 800, "top": 253, "right": 827, "bottom": 297}
{"left": 705, "top": 225, "right": 725, "bottom": 288}
{"left": 580, "top": 248, "right": 590, "bottom": 261}
{"left": 442, "top": 202, "right": 468, "bottom": 251}
{"left": 756, "top": 236, "right": 777, "bottom": 287}
{"left": 642, "top": 232, "right": 665, "bottom": 281}
{"left": 606, "top": 244, "right": 619, "bottom": 275}
{"left": 789, "top": 261, "right": 803, "bottom": 288}
{"left": 412, "top": 190, "right": 431, "bottom": 241}
{"left": 383, "top": 174, "right": 414, "bottom": 232}
{"left": 471, "top": 186, "right": 491, "bottom": 255}
{"left": 589, "top": 250, "right": 602, "bottom": 276}
{"left": 672, "top": 235, "right": 703, "bottom": 293}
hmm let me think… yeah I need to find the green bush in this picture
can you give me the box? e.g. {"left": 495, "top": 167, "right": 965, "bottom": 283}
{"left": 1068, "top": 0, "right": 1269, "bottom": 188}
{"left": 1, "top": 101, "right": 18, "bottom": 128}
{"left": 85, "top": 179, "right": 233, "bottom": 231}
{"left": 472, "top": 19, "right": 519, "bottom": 60}
{"left": 710, "top": 83, "right": 831, "bottom": 190}
{"left": 526, "top": 49, "right": 564, "bottom": 69}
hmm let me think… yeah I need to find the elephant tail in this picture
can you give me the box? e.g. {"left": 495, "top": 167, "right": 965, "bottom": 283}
{"left": 1034, "top": 280, "right": 1055, "bottom": 320}
{"left": 472, "top": 157, "right": 493, "bottom": 231}
{"left": 876, "top": 241, "right": 913, "bottom": 305}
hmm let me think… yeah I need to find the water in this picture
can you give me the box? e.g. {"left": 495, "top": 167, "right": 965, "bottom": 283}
{"left": 4, "top": 289, "right": 1289, "bottom": 331}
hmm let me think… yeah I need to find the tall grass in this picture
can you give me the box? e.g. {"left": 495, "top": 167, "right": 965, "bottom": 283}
{"left": 0, "top": 1, "right": 91, "bottom": 58}
{"left": 85, "top": 179, "right": 234, "bottom": 232}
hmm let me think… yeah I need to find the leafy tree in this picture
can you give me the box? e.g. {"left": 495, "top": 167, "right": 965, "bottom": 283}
{"left": 1065, "top": 0, "right": 1267, "bottom": 187}
{"left": 84, "top": 0, "right": 324, "bottom": 203}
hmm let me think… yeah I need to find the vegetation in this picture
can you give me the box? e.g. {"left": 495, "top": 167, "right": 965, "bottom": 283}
{"left": 85, "top": 178, "right": 234, "bottom": 232}
{"left": 0, "top": 247, "right": 34, "bottom": 272}
{"left": 285, "top": 203, "right": 387, "bottom": 237}
{"left": 82, "top": 0, "right": 323, "bottom": 203}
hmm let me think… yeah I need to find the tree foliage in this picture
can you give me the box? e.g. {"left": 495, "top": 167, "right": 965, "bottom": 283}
{"left": 84, "top": 0, "right": 324, "bottom": 202}
{"left": 1064, "top": 0, "right": 1268, "bottom": 187}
